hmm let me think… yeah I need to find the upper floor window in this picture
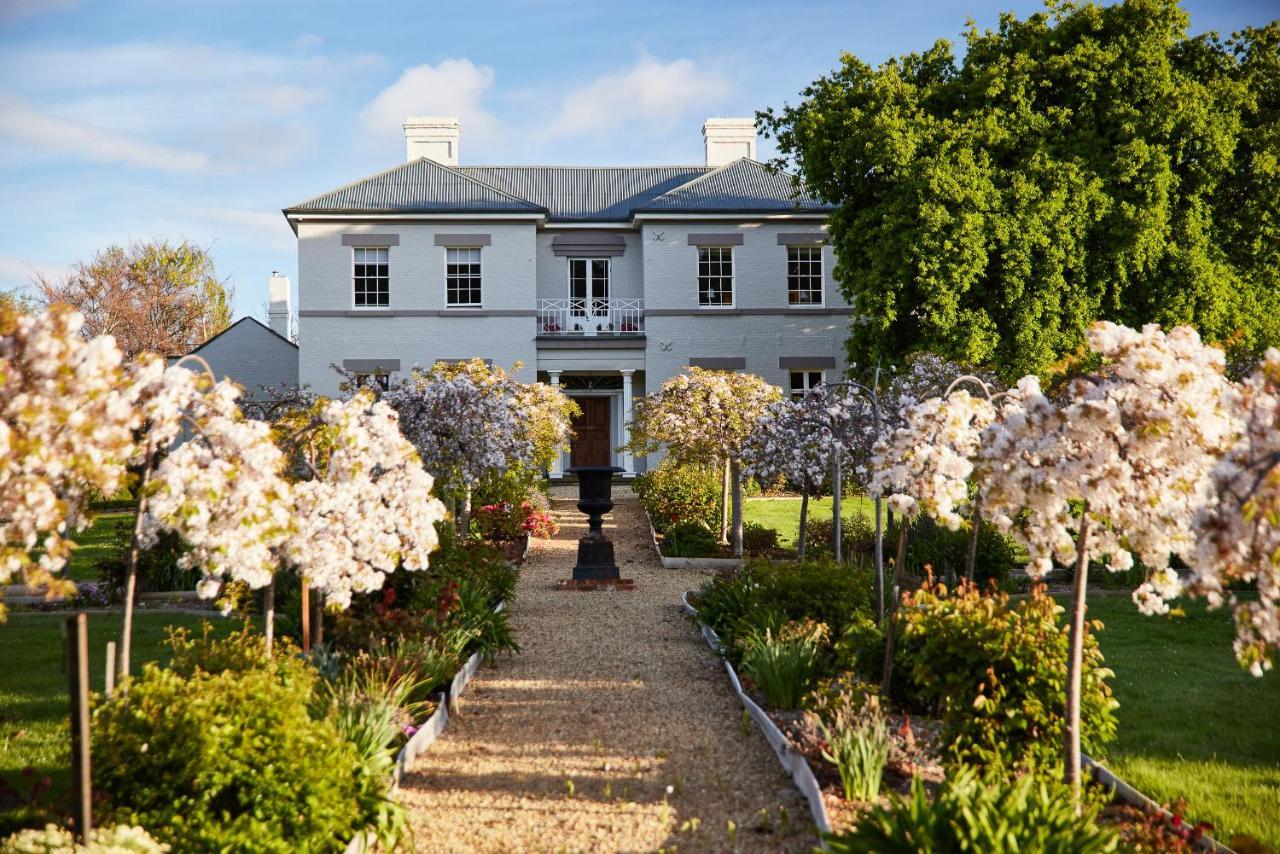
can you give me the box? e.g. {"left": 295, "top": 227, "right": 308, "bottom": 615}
{"left": 790, "top": 370, "right": 824, "bottom": 400}
{"left": 446, "top": 247, "right": 482, "bottom": 306}
{"left": 353, "top": 247, "right": 389, "bottom": 308}
{"left": 787, "top": 246, "right": 823, "bottom": 305}
{"left": 698, "top": 246, "right": 733, "bottom": 307}
{"left": 569, "top": 258, "right": 610, "bottom": 317}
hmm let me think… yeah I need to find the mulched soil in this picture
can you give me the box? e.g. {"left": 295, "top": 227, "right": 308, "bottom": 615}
{"left": 398, "top": 488, "right": 814, "bottom": 853}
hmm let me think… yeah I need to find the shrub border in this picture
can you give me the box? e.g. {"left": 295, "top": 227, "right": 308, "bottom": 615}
{"left": 643, "top": 509, "right": 743, "bottom": 571}
{"left": 681, "top": 589, "right": 832, "bottom": 838}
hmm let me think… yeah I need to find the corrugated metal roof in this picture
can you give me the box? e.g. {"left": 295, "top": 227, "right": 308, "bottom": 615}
{"left": 285, "top": 158, "right": 830, "bottom": 220}
{"left": 285, "top": 158, "right": 545, "bottom": 214}
{"left": 457, "top": 166, "right": 708, "bottom": 221}
{"left": 636, "top": 158, "right": 832, "bottom": 213}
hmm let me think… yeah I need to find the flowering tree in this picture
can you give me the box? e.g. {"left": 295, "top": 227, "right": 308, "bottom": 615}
{"left": 742, "top": 397, "right": 829, "bottom": 559}
{"left": 140, "top": 368, "right": 295, "bottom": 654}
{"left": 870, "top": 387, "right": 999, "bottom": 692}
{"left": 385, "top": 366, "right": 530, "bottom": 532}
{"left": 282, "top": 392, "right": 446, "bottom": 611}
{"left": 1191, "top": 349, "right": 1280, "bottom": 678}
{"left": 979, "top": 322, "right": 1241, "bottom": 792}
{"left": 628, "top": 368, "right": 779, "bottom": 556}
{"left": 0, "top": 307, "right": 137, "bottom": 614}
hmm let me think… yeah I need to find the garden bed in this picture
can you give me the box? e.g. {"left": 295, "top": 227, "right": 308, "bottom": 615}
{"left": 644, "top": 509, "right": 743, "bottom": 570}
{"left": 683, "top": 562, "right": 1246, "bottom": 850}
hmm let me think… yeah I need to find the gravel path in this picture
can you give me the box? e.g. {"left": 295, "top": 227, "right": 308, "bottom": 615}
{"left": 399, "top": 489, "right": 814, "bottom": 853}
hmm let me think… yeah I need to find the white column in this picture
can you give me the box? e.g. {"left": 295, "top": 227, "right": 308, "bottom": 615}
{"left": 548, "top": 371, "right": 564, "bottom": 479}
{"left": 621, "top": 370, "right": 635, "bottom": 476}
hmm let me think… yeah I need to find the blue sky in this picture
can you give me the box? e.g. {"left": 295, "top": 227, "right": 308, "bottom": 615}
{"left": 1, "top": 0, "right": 1274, "bottom": 322}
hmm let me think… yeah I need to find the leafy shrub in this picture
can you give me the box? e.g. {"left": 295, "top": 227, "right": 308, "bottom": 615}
{"left": 1, "top": 823, "right": 169, "bottom": 852}
{"left": 821, "top": 709, "right": 890, "bottom": 802}
{"left": 738, "top": 624, "right": 825, "bottom": 708}
{"left": 93, "top": 663, "right": 384, "bottom": 853}
{"left": 742, "top": 522, "right": 780, "bottom": 555}
{"left": 694, "top": 559, "right": 874, "bottom": 655}
{"left": 472, "top": 499, "right": 557, "bottom": 541}
{"left": 165, "top": 622, "right": 313, "bottom": 687}
{"left": 345, "top": 635, "right": 465, "bottom": 709}
{"left": 660, "top": 520, "right": 722, "bottom": 558}
{"left": 893, "top": 514, "right": 1021, "bottom": 585}
{"left": 471, "top": 462, "right": 543, "bottom": 509}
{"left": 94, "top": 523, "right": 199, "bottom": 599}
{"left": 893, "top": 579, "right": 1118, "bottom": 773}
{"left": 805, "top": 513, "right": 1021, "bottom": 584}
{"left": 745, "top": 559, "right": 873, "bottom": 637}
{"left": 824, "top": 768, "right": 1119, "bottom": 853}
{"left": 632, "top": 461, "right": 720, "bottom": 532}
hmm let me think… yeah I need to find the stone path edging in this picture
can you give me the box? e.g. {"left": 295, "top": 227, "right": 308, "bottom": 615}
{"left": 681, "top": 589, "right": 834, "bottom": 838}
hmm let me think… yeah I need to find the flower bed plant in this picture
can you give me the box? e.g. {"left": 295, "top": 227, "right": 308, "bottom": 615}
{"left": 688, "top": 562, "right": 1133, "bottom": 839}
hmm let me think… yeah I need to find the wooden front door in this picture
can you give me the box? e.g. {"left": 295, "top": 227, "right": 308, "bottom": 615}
{"left": 570, "top": 397, "right": 612, "bottom": 468}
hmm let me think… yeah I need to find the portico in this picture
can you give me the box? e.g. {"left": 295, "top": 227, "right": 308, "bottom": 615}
{"left": 543, "top": 368, "right": 641, "bottom": 479}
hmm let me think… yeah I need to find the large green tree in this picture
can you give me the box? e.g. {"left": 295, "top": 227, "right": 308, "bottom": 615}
{"left": 761, "top": 0, "right": 1280, "bottom": 380}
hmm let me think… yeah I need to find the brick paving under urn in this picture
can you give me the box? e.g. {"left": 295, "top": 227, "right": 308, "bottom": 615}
{"left": 398, "top": 488, "right": 813, "bottom": 853}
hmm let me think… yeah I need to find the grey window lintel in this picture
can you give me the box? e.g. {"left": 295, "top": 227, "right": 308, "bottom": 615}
{"left": 434, "top": 234, "right": 492, "bottom": 247}
{"left": 687, "top": 233, "right": 744, "bottom": 246}
{"left": 689, "top": 357, "right": 746, "bottom": 370}
{"left": 779, "top": 356, "right": 836, "bottom": 369}
{"left": 342, "top": 358, "right": 401, "bottom": 372}
{"left": 341, "top": 234, "right": 400, "bottom": 247}
{"left": 776, "top": 232, "right": 829, "bottom": 245}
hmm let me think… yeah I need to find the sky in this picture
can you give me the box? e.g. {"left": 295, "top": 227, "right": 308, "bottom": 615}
{"left": 1, "top": 0, "right": 1274, "bottom": 322}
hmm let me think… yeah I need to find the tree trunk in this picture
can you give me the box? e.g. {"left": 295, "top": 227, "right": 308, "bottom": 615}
{"left": 300, "top": 578, "right": 311, "bottom": 654}
{"left": 119, "top": 447, "right": 157, "bottom": 682}
{"left": 879, "top": 523, "right": 910, "bottom": 696}
{"left": 263, "top": 577, "right": 275, "bottom": 657}
{"left": 720, "top": 459, "right": 731, "bottom": 544}
{"left": 459, "top": 485, "right": 473, "bottom": 536}
{"left": 730, "top": 458, "right": 744, "bottom": 557}
{"left": 1065, "top": 506, "right": 1091, "bottom": 799}
{"left": 315, "top": 594, "right": 325, "bottom": 648}
{"left": 832, "top": 452, "right": 843, "bottom": 563}
{"left": 797, "top": 478, "right": 809, "bottom": 562}
{"left": 873, "top": 495, "right": 885, "bottom": 621}
{"left": 965, "top": 491, "right": 983, "bottom": 584}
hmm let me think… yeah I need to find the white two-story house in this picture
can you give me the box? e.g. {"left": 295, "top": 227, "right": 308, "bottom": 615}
{"left": 284, "top": 116, "right": 851, "bottom": 476}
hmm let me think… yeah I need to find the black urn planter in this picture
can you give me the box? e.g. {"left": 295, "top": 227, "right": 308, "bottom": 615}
{"left": 567, "top": 466, "right": 624, "bottom": 580}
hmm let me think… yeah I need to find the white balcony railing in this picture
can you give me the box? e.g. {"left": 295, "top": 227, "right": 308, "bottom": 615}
{"left": 537, "top": 298, "right": 643, "bottom": 335}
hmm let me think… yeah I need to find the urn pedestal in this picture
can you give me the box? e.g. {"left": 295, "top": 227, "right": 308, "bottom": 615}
{"left": 558, "top": 465, "right": 634, "bottom": 591}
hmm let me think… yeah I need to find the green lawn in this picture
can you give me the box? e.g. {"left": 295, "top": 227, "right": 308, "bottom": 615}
{"left": 63, "top": 511, "right": 132, "bottom": 581}
{"left": 743, "top": 495, "right": 879, "bottom": 549}
{"left": 1085, "top": 596, "right": 1280, "bottom": 848}
{"left": 0, "top": 611, "right": 240, "bottom": 796}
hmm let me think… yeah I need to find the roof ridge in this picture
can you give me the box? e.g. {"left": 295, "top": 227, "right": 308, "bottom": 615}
{"left": 645, "top": 157, "right": 772, "bottom": 198}
{"left": 459, "top": 165, "right": 709, "bottom": 171}
{"left": 284, "top": 157, "right": 545, "bottom": 213}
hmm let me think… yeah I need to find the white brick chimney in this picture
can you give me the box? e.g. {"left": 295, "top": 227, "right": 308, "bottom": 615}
{"left": 702, "top": 118, "right": 757, "bottom": 167}
{"left": 404, "top": 116, "right": 460, "bottom": 165}
{"left": 268, "top": 271, "right": 291, "bottom": 340}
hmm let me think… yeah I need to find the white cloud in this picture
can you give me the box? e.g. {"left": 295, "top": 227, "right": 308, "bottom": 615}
{"left": 0, "top": 255, "right": 65, "bottom": 291}
{"left": 359, "top": 58, "right": 499, "bottom": 143}
{"left": 0, "top": 91, "right": 209, "bottom": 172}
{"left": 189, "top": 207, "right": 295, "bottom": 250}
{"left": 291, "top": 33, "right": 324, "bottom": 51}
{"left": 0, "top": 0, "right": 78, "bottom": 24}
{"left": 547, "top": 56, "right": 730, "bottom": 138}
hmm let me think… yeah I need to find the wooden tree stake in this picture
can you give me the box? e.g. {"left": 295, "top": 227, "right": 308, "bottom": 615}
{"left": 66, "top": 613, "right": 92, "bottom": 842}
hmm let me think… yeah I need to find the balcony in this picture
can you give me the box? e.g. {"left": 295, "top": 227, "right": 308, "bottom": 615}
{"left": 537, "top": 298, "right": 644, "bottom": 336}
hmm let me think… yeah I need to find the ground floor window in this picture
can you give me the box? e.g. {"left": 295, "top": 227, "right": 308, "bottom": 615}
{"left": 790, "top": 370, "right": 824, "bottom": 400}
{"left": 353, "top": 372, "right": 390, "bottom": 391}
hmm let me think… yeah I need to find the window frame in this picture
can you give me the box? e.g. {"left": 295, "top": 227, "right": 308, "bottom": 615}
{"left": 351, "top": 246, "right": 390, "bottom": 309}
{"left": 697, "top": 245, "right": 735, "bottom": 308}
{"left": 444, "top": 246, "right": 483, "bottom": 308}
{"left": 352, "top": 372, "right": 391, "bottom": 391}
{"left": 786, "top": 244, "right": 824, "bottom": 307}
{"left": 567, "top": 257, "right": 611, "bottom": 317}
{"left": 789, "top": 369, "right": 825, "bottom": 400}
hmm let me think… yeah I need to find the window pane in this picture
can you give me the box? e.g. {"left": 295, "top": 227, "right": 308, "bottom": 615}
{"left": 787, "top": 246, "right": 822, "bottom": 305}
{"left": 446, "top": 246, "right": 482, "bottom": 305}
